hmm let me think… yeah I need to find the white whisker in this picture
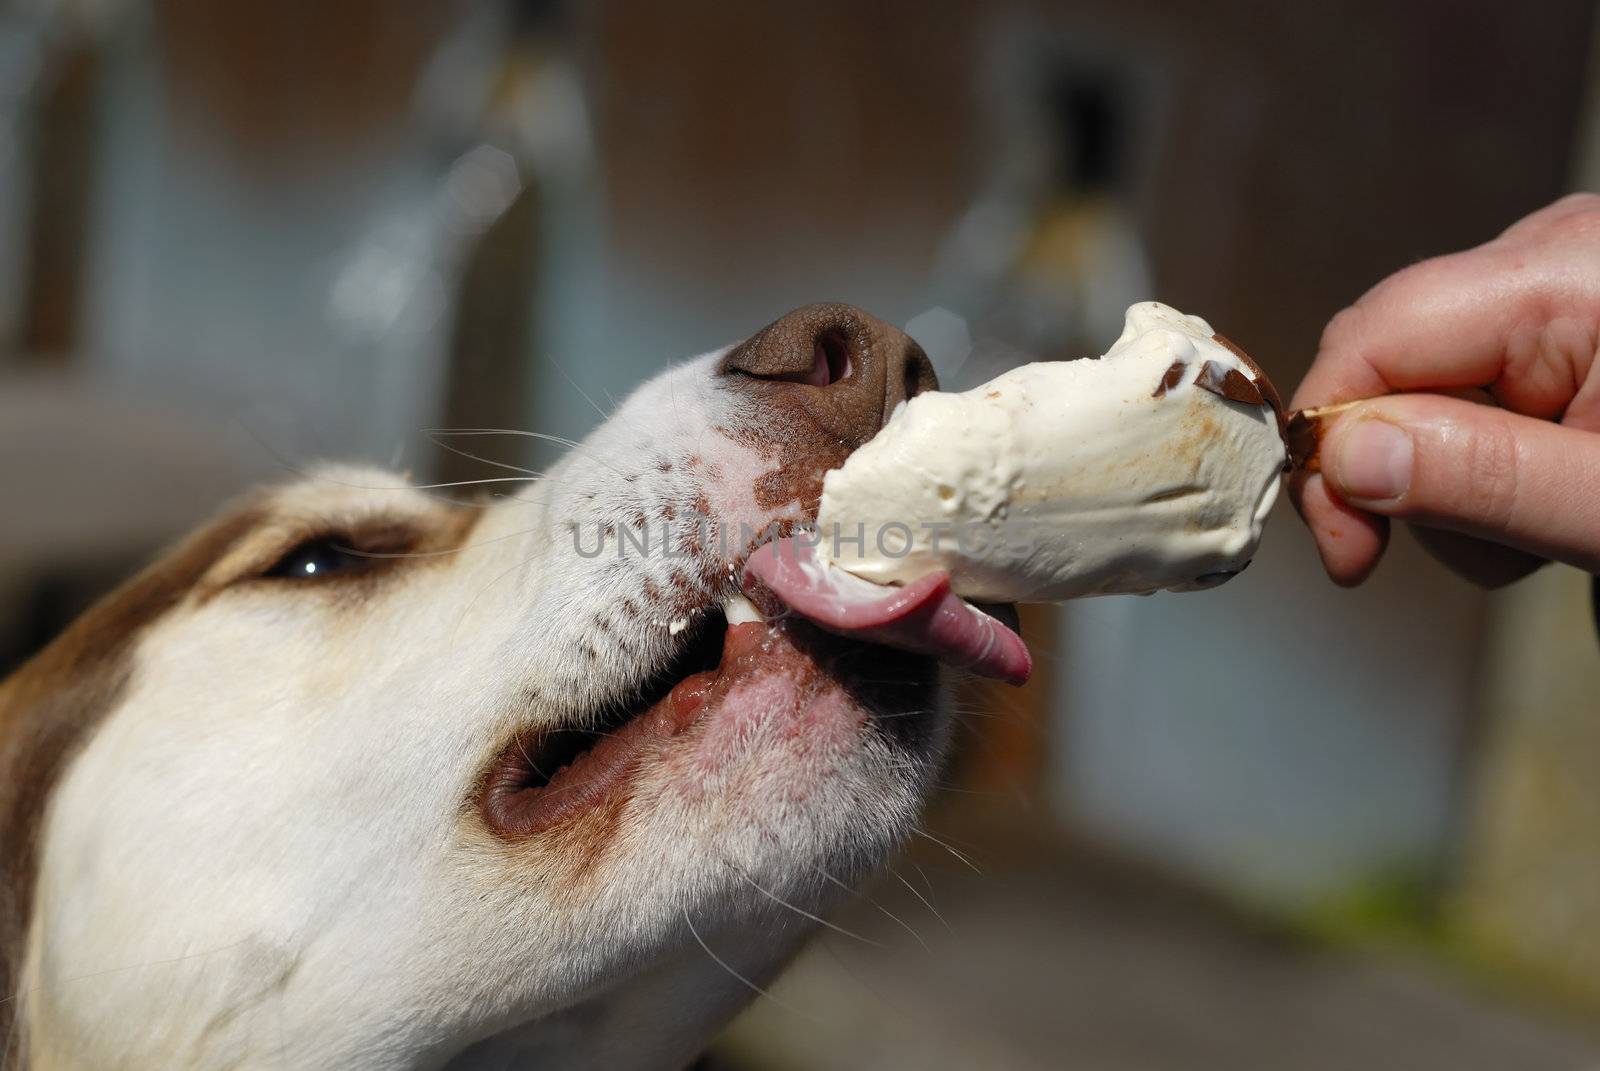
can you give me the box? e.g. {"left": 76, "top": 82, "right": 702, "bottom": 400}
{"left": 889, "top": 864, "right": 952, "bottom": 931}
{"left": 911, "top": 827, "right": 984, "bottom": 874}
{"left": 729, "top": 865, "right": 883, "bottom": 949}
{"left": 811, "top": 863, "right": 931, "bottom": 954}
{"left": 681, "top": 907, "right": 818, "bottom": 1023}
{"left": 544, "top": 354, "right": 612, "bottom": 422}
{"left": 422, "top": 428, "right": 630, "bottom": 478}
{"left": 424, "top": 431, "right": 546, "bottom": 479}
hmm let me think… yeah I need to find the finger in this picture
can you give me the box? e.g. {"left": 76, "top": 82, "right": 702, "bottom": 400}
{"left": 1291, "top": 243, "right": 1600, "bottom": 419}
{"left": 1408, "top": 525, "right": 1547, "bottom": 589}
{"left": 1318, "top": 394, "right": 1600, "bottom": 573}
{"left": 1288, "top": 469, "right": 1389, "bottom": 586}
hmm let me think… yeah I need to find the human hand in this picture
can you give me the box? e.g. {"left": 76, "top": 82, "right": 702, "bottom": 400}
{"left": 1290, "top": 193, "right": 1600, "bottom": 587}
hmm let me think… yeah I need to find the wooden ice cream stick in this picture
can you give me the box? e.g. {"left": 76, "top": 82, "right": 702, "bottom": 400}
{"left": 1285, "top": 400, "right": 1365, "bottom": 472}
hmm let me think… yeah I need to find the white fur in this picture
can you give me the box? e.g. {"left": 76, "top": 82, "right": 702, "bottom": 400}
{"left": 19, "top": 352, "right": 950, "bottom": 1068}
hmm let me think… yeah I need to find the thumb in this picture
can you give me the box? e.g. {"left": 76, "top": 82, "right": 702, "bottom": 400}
{"left": 1319, "top": 394, "right": 1600, "bottom": 574}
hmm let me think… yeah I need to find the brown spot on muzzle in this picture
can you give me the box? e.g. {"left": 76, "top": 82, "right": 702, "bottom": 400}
{"left": 719, "top": 302, "right": 939, "bottom": 512}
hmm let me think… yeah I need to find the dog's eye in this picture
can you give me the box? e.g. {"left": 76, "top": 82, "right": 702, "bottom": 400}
{"left": 263, "top": 539, "right": 371, "bottom": 580}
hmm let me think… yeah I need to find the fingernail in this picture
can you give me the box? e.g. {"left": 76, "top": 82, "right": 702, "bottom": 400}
{"left": 1331, "top": 419, "right": 1412, "bottom": 502}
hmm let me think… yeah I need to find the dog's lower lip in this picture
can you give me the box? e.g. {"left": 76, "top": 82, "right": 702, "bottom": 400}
{"left": 478, "top": 618, "right": 763, "bottom": 839}
{"left": 477, "top": 583, "right": 944, "bottom": 841}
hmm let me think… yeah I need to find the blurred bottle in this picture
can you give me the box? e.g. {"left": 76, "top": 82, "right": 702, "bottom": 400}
{"left": 60, "top": 0, "right": 587, "bottom": 473}
{"left": 931, "top": 68, "right": 1150, "bottom": 384}
{"left": 0, "top": 2, "right": 99, "bottom": 361}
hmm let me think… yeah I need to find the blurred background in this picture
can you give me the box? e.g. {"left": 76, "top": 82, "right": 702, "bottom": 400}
{"left": 3, "top": 1, "right": 1600, "bottom": 1067}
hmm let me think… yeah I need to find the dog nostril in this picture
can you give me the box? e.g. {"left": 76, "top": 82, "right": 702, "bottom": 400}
{"left": 719, "top": 314, "right": 861, "bottom": 386}
{"left": 903, "top": 353, "right": 929, "bottom": 403}
{"left": 742, "top": 330, "right": 852, "bottom": 387}
{"left": 718, "top": 302, "right": 939, "bottom": 447}
{"left": 816, "top": 330, "right": 852, "bottom": 386}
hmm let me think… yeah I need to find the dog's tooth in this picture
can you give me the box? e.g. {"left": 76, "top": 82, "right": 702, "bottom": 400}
{"left": 668, "top": 617, "right": 690, "bottom": 635}
{"left": 722, "top": 593, "right": 764, "bottom": 625}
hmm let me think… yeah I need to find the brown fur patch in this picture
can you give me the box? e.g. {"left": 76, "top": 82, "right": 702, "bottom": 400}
{"left": 0, "top": 487, "right": 480, "bottom": 1061}
{"left": 0, "top": 502, "right": 262, "bottom": 1063}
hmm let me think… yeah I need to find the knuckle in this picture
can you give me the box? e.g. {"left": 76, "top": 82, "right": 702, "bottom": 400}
{"left": 1510, "top": 192, "right": 1600, "bottom": 241}
{"left": 1568, "top": 208, "right": 1600, "bottom": 243}
{"left": 1317, "top": 304, "right": 1366, "bottom": 357}
{"left": 1552, "top": 191, "right": 1600, "bottom": 216}
{"left": 1555, "top": 200, "right": 1600, "bottom": 241}
{"left": 1358, "top": 253, "right": 1463, "bottom": 322}
{"left": 1382, "top": 251, "right": 1466, "bottom": 295}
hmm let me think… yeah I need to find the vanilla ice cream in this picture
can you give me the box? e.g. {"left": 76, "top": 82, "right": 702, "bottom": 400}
{"left": 812, "top": 302, "right": 1287, "bottom": 602}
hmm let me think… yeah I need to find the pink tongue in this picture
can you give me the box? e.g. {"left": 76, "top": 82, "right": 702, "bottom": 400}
{"left": 742, "top": 538, "right": 1032, "bottom": 686}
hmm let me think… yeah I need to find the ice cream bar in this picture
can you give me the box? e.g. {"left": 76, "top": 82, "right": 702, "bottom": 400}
{"left": 812, "top": 302, "right": 1289, "bottom": 601}
{"left": 743, "top": 301, "right": 1289, "bottom": 685}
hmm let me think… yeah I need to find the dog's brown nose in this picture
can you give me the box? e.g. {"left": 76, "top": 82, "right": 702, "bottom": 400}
{"left": 718, "top": 303, "right": 939, "bottom": 448}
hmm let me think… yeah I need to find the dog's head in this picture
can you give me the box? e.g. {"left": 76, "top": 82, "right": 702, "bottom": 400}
{"left": 0, "top": 304, "right": 951, "bottom": 1069}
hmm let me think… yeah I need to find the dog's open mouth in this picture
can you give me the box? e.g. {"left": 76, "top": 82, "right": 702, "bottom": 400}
{"left": 478, "top": 509, "right": 1027, "bottom": 840}
{"left": 477, "top": 573, "right": 956, "bottom": 840}
{"left": 479, "top": 608, "right": 739, "bottom": 838}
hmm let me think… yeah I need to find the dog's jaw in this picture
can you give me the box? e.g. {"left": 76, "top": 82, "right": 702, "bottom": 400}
{"left": 15, "top": 338, "right": 950, "bottom": 1068}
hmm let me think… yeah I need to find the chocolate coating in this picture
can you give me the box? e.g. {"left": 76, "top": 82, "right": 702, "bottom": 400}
{"left": 1285, "top": 409, "right": 1324, "bottom": 472}
{"left": 1210, "top": 333, "right": 1290, "bottom": 472}
{"left": 1195, "top": 360, "right": 1266, "bottom": 407}
{"left": 1152, "top": 360, "right": 1187, "bottom": 398}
